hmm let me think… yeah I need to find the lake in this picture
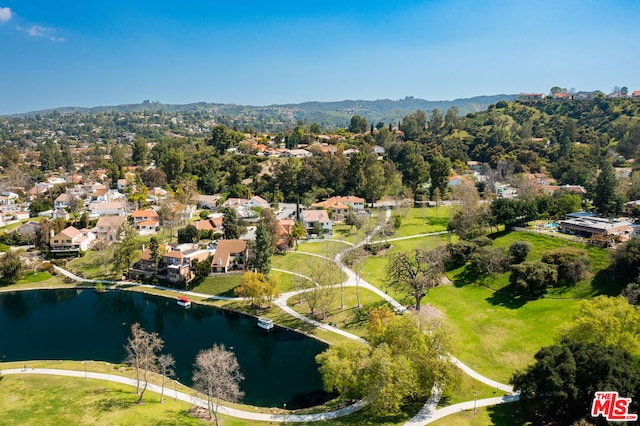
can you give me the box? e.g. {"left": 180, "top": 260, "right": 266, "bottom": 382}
{"left": 0, "top": 288, "right": 331, "bottom": 408}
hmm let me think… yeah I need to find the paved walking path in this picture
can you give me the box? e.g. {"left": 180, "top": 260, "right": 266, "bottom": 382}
{"left": 0, "top": 368, "right": 364, "bottom": 423}
{"left": 45, "top": 208, "right": 519, "bottom": 424}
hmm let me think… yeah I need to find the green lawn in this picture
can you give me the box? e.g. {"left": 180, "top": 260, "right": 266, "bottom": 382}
{"left": 486, "top": 231, "right": 620, "bottom": 298}
{"left": 297, "top": 240, "right": 351, "bottom": 256}
{"left": 390, "top": 206, "right": 452, "bottom": 238}
{"left": 271, "top": 252, "right": 347, "bottom": 283}
{"left": 189, "top": 274, "right": 243, "bottom": 297}
{"left": 67, "top": 249, "right": 122, "bottom": 280}
{"left": 426, "top": 284, "right": 578, "bottom": 383}
{"left": 438, "top": 369, "right": 508, "bottom": 407}
{"left": 0, "top": 374, "right": 204, "bottom": 426}
{"left": 429, "top": 402, "right": 525, "bottom": 426}
{"left": 16, "top": 271, "right": 52, "bottom": 284}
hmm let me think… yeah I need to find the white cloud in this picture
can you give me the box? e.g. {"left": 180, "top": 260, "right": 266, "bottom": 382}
{"left": 0, "top": 7, "right": 12, "bottom": 23}
{"left": 15, "top": 24, "right": 64, "bottom": 41}
{"left": 27, "top": 25, "right": 46, "bottom": 36}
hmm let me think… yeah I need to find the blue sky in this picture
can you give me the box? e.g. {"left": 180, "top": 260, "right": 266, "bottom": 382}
{"left": 0, "top": 0, "right": 639, "bottom": 115}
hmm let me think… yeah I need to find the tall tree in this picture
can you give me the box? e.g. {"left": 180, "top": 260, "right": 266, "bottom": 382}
{"left": 385, "top": 249, "right": 445, "bottom": 311}
{"left": 131, "top": 138, "right": 149, "bottom": 166}
{"left": 113, "top": 222, "right": 139, "bottom": 279}
{"left": 0, "top": 250, "right": 23, "bottom": 284}
{"left": 593, "top": 160, "right": 620, "bottom": 217}
{"left": 512, "top": 339, "right": 640, "bottom": 425}
{"left": 428, "top": 155, "right": 451, "bottom": 200}
{"left": 252, "top": 220, "right": 274, "bottom": 275}
{"left": 222, "top": 207, "right": 245, "bottom": 240}
{"left": 348, "top": 115, "right": 368, "bottom": 134}
{"left": 362, "top": 162, "right": 386, "bottom": 207}
{"left": 124, "top": 323, "right": 164, "bottom": 403}
{"left": 192, "top": 344, "right": 244, "bottom": 425}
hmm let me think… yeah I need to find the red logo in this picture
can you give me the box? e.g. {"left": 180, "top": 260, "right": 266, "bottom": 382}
{"left": 591, "top": 391, "right": 638, "bottom": 422}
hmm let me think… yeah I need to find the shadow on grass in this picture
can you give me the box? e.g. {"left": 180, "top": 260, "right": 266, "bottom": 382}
{"left": 591, "top": 266, "right": 626, "bottom": 296}
{"left": 487, "top": 400, "right": 529, "bottom": 425}
{"left": 451, "top": 267, "right": 479, "bottom": 288}
{"left": 485, "top": 286, "right": 532, "bottom": 309}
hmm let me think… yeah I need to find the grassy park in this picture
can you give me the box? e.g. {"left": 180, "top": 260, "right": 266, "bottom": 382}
{"left": 2, "top": 206, "right": 627, "bottom": 424}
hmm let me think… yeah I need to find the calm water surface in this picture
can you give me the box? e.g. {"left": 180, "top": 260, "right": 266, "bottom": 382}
{"left": 0, "top": 289, "right": 330, "bottom": 408}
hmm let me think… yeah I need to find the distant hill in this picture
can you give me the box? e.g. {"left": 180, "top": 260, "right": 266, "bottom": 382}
{"left": 11, "top": 95, "right": 518, "bottom": 130}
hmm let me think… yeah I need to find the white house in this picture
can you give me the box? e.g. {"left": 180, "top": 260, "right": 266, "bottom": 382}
{"left": 88, "top": 202, "right": 127, "bottom": 218}
{"left": 300, "top": 209, "right": 332, "bottom": 235}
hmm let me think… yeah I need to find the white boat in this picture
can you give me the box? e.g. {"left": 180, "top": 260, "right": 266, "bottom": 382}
{"left": 257, "top": 317, "right": 274, "bottom": 330}
{"left": 177, "top": 297, "right": 191, "bottom": 308}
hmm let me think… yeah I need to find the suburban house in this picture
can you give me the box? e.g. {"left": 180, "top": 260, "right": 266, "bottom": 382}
{"left": 221, "top": 197, "right": 269, "bottom": 218}
{"left": 558, "top": 216, "right": 633, "bottom": 241}
{"left": 300, "top": 209, "right": 332, "bottom": 235}
{"left": 88, "top": 202, "right": 126, "bottom": 218}
{"left": 194, "top": 216, "right": 223, "bottom": 234}
{"left": 54, "top": 193, "right": 74, "bottom": 210}
{"left": 50, "top": 226, "right": 96, "bottom": 253}
{"left": 157, "top": 244, "right": 211, "bottom": 284}
{"left": 311, "top": 195, "right": 365, "bottom": 221}
{"left": 138, "top": 219, "right": 160, "bottom": 235}
{"left": 276, "top": 218, "right": 295, "bottom": 250}
{"left": 211, "top": 239, "right": 248, "bottom": 273}
{"left": 94, "top": 215, "right": 127, "bottom": 242}
{"left": 633, "top": 91, "right": 640, "bottom": 98}
{"left": 131, "top": 209, "right": 160, "bottom": 225}
{"left": 16, "top": 221, "right": 42, "bottom": 239}
{"left": 147, "top": 187, "right": 168, "bottom": 204}
{"left": 196, "top": 194, "right": 222, "bottom": 210}
{"left": 129, "top": 244, "right": 167, "bottom": 280}
{"left": 373, "top": 145, "right": 386, "bottom": 156}
{"left": 281, "top": 149, "right": 312, "bottom": 158}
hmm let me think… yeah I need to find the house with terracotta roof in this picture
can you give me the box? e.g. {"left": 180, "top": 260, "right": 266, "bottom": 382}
{"left": 633, "top": 91, "right": 640, "bottom": 98}
{"left": 311, "top": 195, "right": 365, "bottom": 221}
{"left": 194, "top": 216, "right": 223, "bottom": 234}
{"left": 131, "top": 209, "right": 160, "bottom": 225}
{"left": 276, "top": 218, "right": 295, "bottom": 250}
{"left": 211, "top": 239, "right": 248, "bottom": 273}
{"left": 300, "top": 209, "right": 332, "bottom": 235}
{"left": 157, "top": 244, "right": 211, "bottom": 284}
{"left": 50, "top": 226, "right": 96, "bottom": 254}
{"left": 137, "top": 219, "right": 160, "bottom": 235}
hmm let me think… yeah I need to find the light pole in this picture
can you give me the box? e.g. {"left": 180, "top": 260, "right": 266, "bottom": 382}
{"left": 473, "top": 390, "right": 477, "bottom": 412}
{"left": 174, "top": 379, "right": 179, "bottom": 401}
{"left": 83, "top": 361, "right": 87, "bottom": 379}
{"left": 283, "top": 403, "right": 287, "bottom": 424}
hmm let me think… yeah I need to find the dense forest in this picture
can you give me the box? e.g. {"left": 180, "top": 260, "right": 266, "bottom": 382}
{"left": 1, "top": 96, "right": 640, "bottom": 213}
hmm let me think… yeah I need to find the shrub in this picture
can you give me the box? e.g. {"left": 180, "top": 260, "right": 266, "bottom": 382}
{"left": 510, "top": 261, "right": 557, "bottom": 296}
{"left": 469, "top": 246, "right": 508, "bottom": 275}
{"left": 541, "top": 247, "right": 590, "bottom": 285}
{"left": 446, "top": 241, "right": 477, "bottom": 269}
{"left": 509, "top": 241, "right": 532, "bottom": 264}
{"left": 471, "top": 235, "right": 493, "bottom": 247}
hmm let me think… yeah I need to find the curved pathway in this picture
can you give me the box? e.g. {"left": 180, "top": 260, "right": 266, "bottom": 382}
{"left": 0, "top": 367, "right": 364, "bottom": 423}
{"left": 46, "top": 212, "right": 518, "bottom": 424}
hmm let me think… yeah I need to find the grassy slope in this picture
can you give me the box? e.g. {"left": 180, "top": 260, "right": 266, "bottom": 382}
{"left": 0, "top": 375, "right": 205, "bottom": 426}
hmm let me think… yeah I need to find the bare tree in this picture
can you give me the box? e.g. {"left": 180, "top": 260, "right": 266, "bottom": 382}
{"left": 124, "top": 323, "right": 164, "bottom": 404}
{"left": 192, "top": 344, "right": 244, "bottom": 425}
{"left": 93, "top": 239, "right": 112, "bottom": 276}
{"left": 157, "top": 353, "right": 175, "bottom": 404}
{"left": 386, "top": 249, "right": 445, "bottom": 311}
{"left": 296, "top": 256, "right": 340, "bottom": 319}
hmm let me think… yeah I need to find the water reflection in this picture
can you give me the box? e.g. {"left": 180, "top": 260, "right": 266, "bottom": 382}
{"left": 0, "top": 289, "right": 329, "bottom": 408}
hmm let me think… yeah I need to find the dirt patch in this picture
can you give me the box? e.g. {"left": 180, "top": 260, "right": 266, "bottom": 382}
{"left": 439, "top": 275, "right": 453, "bottom": 286}
{"left": 421, "top": 303, "right": 445, "bottom": 321}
